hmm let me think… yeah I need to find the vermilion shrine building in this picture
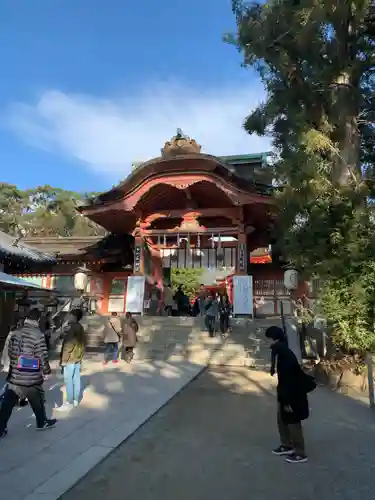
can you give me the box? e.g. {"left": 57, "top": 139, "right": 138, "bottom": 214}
{"left": 16, "top": 131, "right": 295, "bottom": 316}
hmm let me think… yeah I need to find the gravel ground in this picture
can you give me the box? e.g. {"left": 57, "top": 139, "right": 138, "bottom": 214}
{"left": 62, "top": 367, "right": 375, "bottom": 500}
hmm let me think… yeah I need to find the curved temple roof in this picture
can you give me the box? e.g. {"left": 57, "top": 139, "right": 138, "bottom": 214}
{"left": 0, "top": 230, "right": 56, "bottom": 266}
{"left": 79, "top": 131, "right": 273, "bottom": 210}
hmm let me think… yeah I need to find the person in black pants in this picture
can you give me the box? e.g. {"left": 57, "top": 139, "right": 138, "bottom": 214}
{"left": 265, "top": 325, "right": 315, "bottom": 464}
{"left": 1, "top": 318, "right": 28, "bottom": 408}
{"left": 219, "top": 292, "right": 231, "bottom": 335}
{"left": 204, "top": 293, "right": 219, "bottom": 337}
{"left": 0, "top": 308, "right": 56, "bottom": 438}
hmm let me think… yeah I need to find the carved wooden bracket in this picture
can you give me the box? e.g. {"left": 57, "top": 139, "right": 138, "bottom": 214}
{"left": 144, "top": 213, "right": 168, "bottom": 226}
{"left": 141, "top": 207, "right": 242, "bottom": 230}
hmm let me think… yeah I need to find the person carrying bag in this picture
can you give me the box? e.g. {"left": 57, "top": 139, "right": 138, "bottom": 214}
{"left": 0, "top": 308, "right": 56, "bottom": 438}
{"left": 103, "top": 312, "right": 121, "bottom": 365}
{"left": 120, "top": 312, "right": 138, "bottom": 363}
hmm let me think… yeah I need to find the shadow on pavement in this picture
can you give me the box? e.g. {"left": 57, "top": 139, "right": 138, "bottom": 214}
{"left": 1, "top": 318, "right": 375, "bottom": 500}
{"left": 60, "top": 366, "right": 375, "bottom": 500}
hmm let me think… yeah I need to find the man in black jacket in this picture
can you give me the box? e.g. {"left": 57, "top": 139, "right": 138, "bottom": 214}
{"left": 0, "top": 308, "right": 56, "bottom": 438}
{"left": 266, "top": 325, "right": 311, "bottom": 464}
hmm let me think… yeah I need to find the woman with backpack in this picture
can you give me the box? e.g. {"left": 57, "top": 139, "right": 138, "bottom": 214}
{"left": 265, "top": 325, "right": 316, "bottom": 464}
{"left": 56, "top": 309, "right": 85, "bottom": 411}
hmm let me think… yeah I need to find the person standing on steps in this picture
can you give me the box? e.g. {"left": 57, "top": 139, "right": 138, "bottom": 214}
{"left": 193, "top": 284, "right": 208, "bottom": 330}
{"left": 103, "top": 312, "right": 121, "bottom": 365}
{"left": 204, "top": 292, "right": 219, "bottom": 337}
{"left": 265, "top": 325, "right": 316, "bottom": 464}
{"left": 218, "top": 290, "right": 231, "bottom": 335}
{"left": 162, "top": 283, "right": 174, "bottom": 317}
{"left": 57, "top": 309, "right": 85, "bottom": 412}
{"left": 149, "top": 282, "right": 161, "bottom": 316}
{"left": 0, "top": 308, "right": 56, "bottom": 438}
{"left": 174, "top": 285, "right": 190, "bottom": 316}
{"left": 120, "top": 312, "right": 138, "bottom": 362}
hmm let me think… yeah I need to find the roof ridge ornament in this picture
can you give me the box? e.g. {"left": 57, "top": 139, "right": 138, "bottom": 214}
{"left": 161, "top": 129, "right": 202, "bottom": 157}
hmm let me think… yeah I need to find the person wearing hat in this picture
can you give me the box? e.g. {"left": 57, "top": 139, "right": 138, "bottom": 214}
{"left": 265, "top": 325, "right": 315, "bottom": 464}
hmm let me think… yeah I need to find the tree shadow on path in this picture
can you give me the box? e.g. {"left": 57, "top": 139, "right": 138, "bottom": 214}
{"left": 61, "top": 365, "right": 375, "bottom": 500}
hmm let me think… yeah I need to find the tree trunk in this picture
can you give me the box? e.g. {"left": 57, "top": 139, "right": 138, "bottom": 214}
{"left": 332, "top": 84, "right": 361, "bottom": 186}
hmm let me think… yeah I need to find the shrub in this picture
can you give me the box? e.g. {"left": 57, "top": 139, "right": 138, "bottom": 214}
{"left": 319, "top": 271, "right": 375, "bottom": 356}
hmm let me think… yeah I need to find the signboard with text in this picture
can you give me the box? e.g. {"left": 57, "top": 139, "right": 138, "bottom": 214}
{"left": 233, "top": 275, "right": 253, "bottom": 316}
{"left": 133, "top": 245, "right": 142, "bottom": 273}
{"left": 108, "top": 296, "right": 125, "bottom": 313}
{"left": 125, "top": 275, "right": 146, "bottom": 314}
{"left": 238, "top": 243, "right": 247, "bottom": 272}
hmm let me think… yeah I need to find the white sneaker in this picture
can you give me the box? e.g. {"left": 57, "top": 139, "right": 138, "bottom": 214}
{"left": 56, "top": 401, "right": 74, "bottom": 412}
{"left": 73, "top": 400, "right": 79, "bottom": 408}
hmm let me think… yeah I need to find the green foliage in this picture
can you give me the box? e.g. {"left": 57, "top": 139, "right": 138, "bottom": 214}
{"left": 229, "top": 0, "right": 375, "bottom": 354}
{"left": 171, "top": 268, "right": 204, "bottom": 299}
{"left": 0, "top": 183, "right": 27, "bottom": 234}
{"left": 0, "top": 183, "right": 106, "bottom": 237}
{"left": 320, "top": 268, "right": 375, "bottom": 354}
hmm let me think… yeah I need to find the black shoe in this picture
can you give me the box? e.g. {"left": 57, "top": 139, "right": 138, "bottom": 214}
{"left": 272, "top": 445, "right": 294, "bottom": 456}
{"left": 37, "top": 419, "right": 57, "bottom": 431}
{"left": 285, "top": 453, "right": 308, "bottom": 463}
{"left": 0, "top": 428, "right": 8, "bottom": 438}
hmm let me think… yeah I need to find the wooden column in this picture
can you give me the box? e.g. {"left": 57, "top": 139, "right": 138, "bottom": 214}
{"left": 45, "top": 274, "right": 52, "bottom": 289}
{"left": 101, "top": 276, "right": 111, "bottom": 314}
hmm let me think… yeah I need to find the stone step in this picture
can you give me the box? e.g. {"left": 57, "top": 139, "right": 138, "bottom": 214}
{"left": 136, "top": 316, "right": 200, "bottom": 327}
{"left": 75, "top": 314, "right": 277, "bottom": 364}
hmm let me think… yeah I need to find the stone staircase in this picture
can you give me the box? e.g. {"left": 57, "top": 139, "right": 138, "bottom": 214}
{"left": 215, "top": 317, "right": 281, "bottom": 369}
{"left": 76, "top": 315, "right": 279, "bottom": 367}
{"left": 136, "top": 316, "right": 221, "bottom": 362}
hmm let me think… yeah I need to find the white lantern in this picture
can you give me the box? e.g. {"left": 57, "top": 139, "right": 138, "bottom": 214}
{"left": 89, "top": 298, "right": 97, "bottom": 312}
{"left": 74, "top": 267, "right": 89, "bottom": 292}
{"left": 284, "top": 269, "right": 299, "bottom": 291}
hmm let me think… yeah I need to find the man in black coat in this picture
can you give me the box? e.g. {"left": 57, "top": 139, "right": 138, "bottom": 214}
{"left": 0, "top": 308, "right": 57, "bottom": 438}
{"left": 266, "top": 325, "right": 313, "bottom": 464}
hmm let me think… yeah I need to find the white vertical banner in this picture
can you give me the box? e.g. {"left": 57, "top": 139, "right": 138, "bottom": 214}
{"left": 233, "top": 275, "right": 253, "bottom": 316}
{"left": 125, "top": 276, "right": 146, "bottom": 313}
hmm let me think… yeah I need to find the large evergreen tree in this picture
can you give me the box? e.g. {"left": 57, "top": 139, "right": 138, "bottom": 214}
{"left": 228, "top": 0, "right": 375, "bottom": 353}
{"left": 0, "top": 183, "right": 106, "bottom": 237}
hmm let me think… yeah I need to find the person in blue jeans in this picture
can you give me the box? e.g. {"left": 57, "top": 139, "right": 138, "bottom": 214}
{"left": 103, "top": 313, "right": 121, "bottom": 365}
{"left": 57, "top": 309, "right": 85, "bottom": 412}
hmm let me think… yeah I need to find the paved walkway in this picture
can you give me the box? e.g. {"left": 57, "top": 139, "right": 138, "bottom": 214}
{"left": 0, "top": 350, "right": 216, "bottom": 500}
{"left": 62, "top": 368, "right": 375, "bottom": 500}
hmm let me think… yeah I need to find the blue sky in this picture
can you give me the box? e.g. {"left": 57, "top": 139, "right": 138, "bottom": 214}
{"left": 0, "top": 0, "right": 269, "bottom": 193}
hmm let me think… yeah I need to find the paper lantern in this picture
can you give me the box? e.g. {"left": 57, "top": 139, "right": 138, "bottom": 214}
{"left": 74, "top": 267, "right": 89, "bottom": 292}
{"left": 284, "top": 269, "right": 299, "bottom": 290}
